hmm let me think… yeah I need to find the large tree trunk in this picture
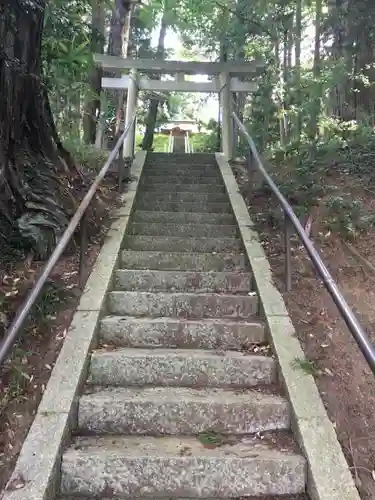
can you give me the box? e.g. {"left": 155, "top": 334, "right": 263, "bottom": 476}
{"left": 0, "top": 0, "right": 77, "bottom": 258}
{"left": 141, "top": 5, "right": 169, "bottom": 151}
{"left": 83, "top": 0, "right": 106, "bottom": 144}
{"left": 107, "top": 0, "right": 133, "bottom": 138}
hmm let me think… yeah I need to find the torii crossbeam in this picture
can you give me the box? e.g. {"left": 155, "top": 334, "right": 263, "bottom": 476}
{"left": 94, "top": 54, "right": 263, "bottom": 159}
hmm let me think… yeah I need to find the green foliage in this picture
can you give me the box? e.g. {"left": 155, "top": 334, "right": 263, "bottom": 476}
{"left": 63, "top": 138, "right": 109, "bottom": 171}
{"left": 152, "top": 134, "right": 170, "bottom": 152}
{"left": 191, "top": 132, "right": 218, "bottom": 153}
{"left": 42, "top": 0, "right": 92, "bottom": 139}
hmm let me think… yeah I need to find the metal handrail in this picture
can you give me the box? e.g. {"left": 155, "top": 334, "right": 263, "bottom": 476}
{"left": 232, "top": 111, "right": 375, "bottom": 375}
{"left": 0, "top": 114, "right": 136, "bottom": 367}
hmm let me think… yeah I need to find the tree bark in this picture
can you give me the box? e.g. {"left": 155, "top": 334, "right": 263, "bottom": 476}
{"left": 83, "top": 0, "right": 106, "bottom": 144}
{"left": 294, "top": 0, "right": 302, "bottom": 140}
{"left": 107, "top": 0, "right": 133, "bottom": 138}
{"left": 310, "top": 0, "right": 322, "bottom": 140}
{"left": 141, "top": 4, "right": 169, "bottom": 151}
{"left": 0, "top": 0, "right": 77, "bottom": 258}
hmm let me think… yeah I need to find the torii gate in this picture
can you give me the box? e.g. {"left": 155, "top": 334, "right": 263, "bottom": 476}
{"left": 94, "top": 54, "right": 261, "bottom": 160}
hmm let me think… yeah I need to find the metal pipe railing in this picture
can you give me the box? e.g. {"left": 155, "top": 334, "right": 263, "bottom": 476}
{"left": 232, "top": 111, "right": 375, "bottom": 376}
{"left": 0, "top": 114, "right": 136, "bottom": 367}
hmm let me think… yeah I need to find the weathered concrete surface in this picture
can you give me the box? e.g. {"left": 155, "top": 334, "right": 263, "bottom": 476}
{"left": 142, "top": 171, "right": 222, "bottom": 178}
{"left": 107, "top": 291, "right": 258, "bottom": 319}
{"left": 121, "top": 250, "right": 249, "bottom": 271}
{"left": 123, "top": 235, "right": 243, "bottom": 253}
{"left": 132, "top": 210, "right": 235, "bottom": 225}
{"left": 1, "top": 152, "right": 148, "bottom": 500}
{"left": 60, "top": 435, "right": 306, "bottom": 497}
{"left": 135, "top": 200, "right": 232, "bottom": 213}
{"left": 99, "top": 316, "right": 266, "bottom": 349}
{"left": 136, "top": 191, "right": 228, "bottom": 204}
{"left": 216, "top": 153, "right": 361, "bottom": 500}
{"left": 142, "top": 181, "right": 225, "bottom": 191}
{"left": 88, "top": 348, "right": 275, "bottom": 387}
{"left": 78, "top": 386, "right": 290, "bottom": 434}
{"left": 59, "top": 497, "right": 307, "bottom": 500}
{"left": 141, "top": 173, "right": 222, "bottom": 182}
{"left": 141, "top": 182, "right": 225, "bottom": 193}
{"left": 115, "top": 269, "right": 252, "bottom": 293}
{"left": 143, "top": 165, "right": 219, "bottom": 173}
{"left": 128, "top": 222, "right": 238, "bottom": 238}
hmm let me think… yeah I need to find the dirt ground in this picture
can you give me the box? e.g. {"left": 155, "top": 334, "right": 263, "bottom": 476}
{"left": 0, "top": 172, "right": 122, "bottom": 491}
{"left": 233, "top": 164, "right": 375, "bottom": 499}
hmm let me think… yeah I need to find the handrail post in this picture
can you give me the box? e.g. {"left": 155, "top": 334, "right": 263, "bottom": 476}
{"left": 79, "top": 210, "right": 88, "bottom": 288}
{"left": 284, "top": 212, "right": 292, "bottom": 291}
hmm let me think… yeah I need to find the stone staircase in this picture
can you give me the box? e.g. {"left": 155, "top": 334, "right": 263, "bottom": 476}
{"left": 59, "top": 152, "right": 306, "bottom": 498}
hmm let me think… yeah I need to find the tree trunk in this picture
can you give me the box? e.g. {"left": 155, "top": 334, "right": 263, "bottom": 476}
{"left": 294, "top": 0, "right": 302, "bottom": 140}
{"left": 83, "top": 0, "right": 105, "bottom": 144}
{"left": 107, "top": 0, "right": 133, "bottom": 138}
{"left": 141, "top": 5, "right": 169, "bottom": 151}
{"left": 0, "top": 0, "right": 77, "bottom": 258}
{"left": 310, "top": 0, "right": 322, "bottom": 140}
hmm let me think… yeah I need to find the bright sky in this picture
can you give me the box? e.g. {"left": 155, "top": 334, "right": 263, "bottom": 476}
{"left": 150, "top": 23, "right": 315, "bottom": 123}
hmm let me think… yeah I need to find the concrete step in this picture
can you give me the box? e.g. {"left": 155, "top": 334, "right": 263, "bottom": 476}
{"left": 114, "top": 270, "right": 252, "bottom": 293}
{"left": 128, "top": 222, "right": 238, "bottom": 238}
{"left": 59, "top": 496, "right": 308, "bottom": 500}
{"left": 88, "top": 348, "right": 275, "bottom": 388}
{"left": 107, "top": 291, "right": 258, "bottom": 320}
{"left": 131, "top": 211, "right": 236, "bottom": 225}
{"left": 139, "top": 183, "right": 226, "bottom": 193}
{"left": 60, "top": 435, "right": 306, "bottom": 497}
{"left": 135, "top": 200, "right": 232, "bottom": 213}
{"left": 136, "top": 192, "right": 228, "bottom": 204}
{"left": 78, "top": 387, "right": 289, "bottom": 435}
{"left": 100, "top": 317, "right": 266, "bottom": 349}
{"left": 122, "top": 236, "right": 243, "bottom": 253}
{"left": 121, "top": 250, "right": 249, "bottom": 271}
{"left": 141, "top": 174, "right": 222, "bottom": 184}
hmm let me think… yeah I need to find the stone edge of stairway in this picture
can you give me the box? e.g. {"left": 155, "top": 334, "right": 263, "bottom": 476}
{"left": 0, "top": 151, "right": 148, "bottom": 500}
{"left": 215, "top": 153, "right": 360, "bottom": 500}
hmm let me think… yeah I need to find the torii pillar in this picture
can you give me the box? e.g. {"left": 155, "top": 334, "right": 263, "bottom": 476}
{"left": 219, "top": 72, "right": 233, "bottom": 161}
{"left": 123, "top": 68, "right": 138, "bottom": 159}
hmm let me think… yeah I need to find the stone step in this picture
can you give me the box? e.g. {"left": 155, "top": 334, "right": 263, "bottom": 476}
{"left": 107, "top": 291, "right": 258, "bottom": 320}
{"left": 60, "top": 435, "right": 306, "bottom": 497}
{"left": 139, "top": 183, "right": 226, "bottom": 193}
{"left": 114, "top": 270, "right": 252, "bottom": 293}
{"left": 147, "top": 156, "right": 215, "bottom": 163}
{"left": 88, "top": 348, "right": 274, "bottom": 388}
{"left": 100, "top": 317, "right": 266, "bottom": 349}
{"left": 78, "top": 387, "right": 289, "bottom": 435}
{"left": 128, "top": 223, "right": 238, "bottom": 238}
{"left": 60, "top": 496, "right": 308, "bottom": 500}
{"left": 140, "top": 175, "right": 222, "bottom": 184}
{"left": 122, "top": 236, "right": 243, "bottom": 253}
{"left": 135, "top": 200, "right": 232, "bottom": 213}
{"left": 121, "top": 250, "right": 249, "bottom": 272}
{"left": 136, "top": 192, "right": 228, "bottom": 203}
{"left": 131, "top": 211, "right": 236, "bottom": 225}
{"left": 121, "top": 250, "right": 248, "bottom": 271}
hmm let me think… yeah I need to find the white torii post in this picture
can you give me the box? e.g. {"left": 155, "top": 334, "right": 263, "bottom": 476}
{"left": 123, "top": 68, "right": 138, "bottom": 159}
{"left": 219, "top": 72, "right": 232, "bottom": 160}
